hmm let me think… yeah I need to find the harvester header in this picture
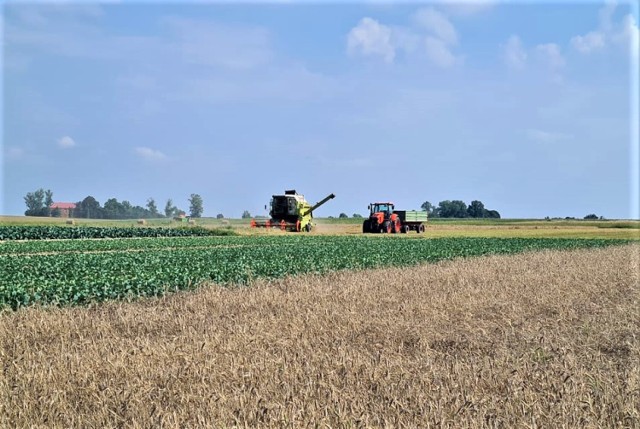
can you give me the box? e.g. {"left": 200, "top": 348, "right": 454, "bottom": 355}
{"left": 251, "top": 190, "right": 335, "bottom": 232}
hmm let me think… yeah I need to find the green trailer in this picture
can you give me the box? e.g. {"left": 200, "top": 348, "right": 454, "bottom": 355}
{"left": 393, "top": 210, "right": 428, "bottom": 233}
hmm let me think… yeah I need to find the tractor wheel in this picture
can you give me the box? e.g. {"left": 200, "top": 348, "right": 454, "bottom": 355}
{"left": 384, "top": 221, "right": 391, "bottom": 233}
{"left": 363, "top": 220, "right": 370, "bottom": 233}
{"left": 402, "top": 225, "right": 409, "bottom": 234}
{"left": 391, "top": 220, "right": 399, "bottom": 233}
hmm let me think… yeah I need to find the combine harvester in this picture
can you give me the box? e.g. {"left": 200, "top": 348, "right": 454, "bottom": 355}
{"left": 251, "top": 190, "right": 335, "bottom": 232}
{"left": 363, "top": 202, "right": 427, "bottom": 233}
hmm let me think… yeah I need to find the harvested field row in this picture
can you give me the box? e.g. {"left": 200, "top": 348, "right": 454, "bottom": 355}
{"left": 1, "top": 245, "right": 638, "bottom": 428}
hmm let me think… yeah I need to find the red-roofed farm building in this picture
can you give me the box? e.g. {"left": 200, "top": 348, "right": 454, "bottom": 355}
{"left": 50, "top": 202, "right": 76, "bottom": 218}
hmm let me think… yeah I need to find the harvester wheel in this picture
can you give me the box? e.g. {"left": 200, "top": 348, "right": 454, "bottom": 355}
{"left": 305, "top": 223, "right": 312, "bottom": 232}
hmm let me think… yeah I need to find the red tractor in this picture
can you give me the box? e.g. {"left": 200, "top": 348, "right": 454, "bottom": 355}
{"left": 363, "top": 202, "right": 400, "bottom": 233}
{"left": 363, "top": 202, "right": 427, "bottom": 234}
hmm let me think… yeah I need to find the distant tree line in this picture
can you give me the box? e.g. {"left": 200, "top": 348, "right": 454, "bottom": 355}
{"left": 421, "top": 200, "right": 501, "bottom": 218}
{"left": 24, "top": 188, "right": 205, "bottom": 219}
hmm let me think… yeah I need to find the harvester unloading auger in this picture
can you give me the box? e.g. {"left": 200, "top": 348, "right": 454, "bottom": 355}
{"left": 251, "top": 190, "right": 336, "bottom": 232}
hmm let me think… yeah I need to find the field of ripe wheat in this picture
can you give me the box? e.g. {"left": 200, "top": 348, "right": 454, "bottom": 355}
{"left": 1, "top": 244, "right": 638, "bottom": 428}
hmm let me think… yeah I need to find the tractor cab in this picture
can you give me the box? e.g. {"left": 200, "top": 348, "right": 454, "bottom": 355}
{"left": 369, "top": 202, "right": 395, "bottom": 217}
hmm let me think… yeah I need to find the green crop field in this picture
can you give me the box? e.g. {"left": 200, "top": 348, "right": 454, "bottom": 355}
{"left": 0, "top": 230, "right": 630, "bottom": 310}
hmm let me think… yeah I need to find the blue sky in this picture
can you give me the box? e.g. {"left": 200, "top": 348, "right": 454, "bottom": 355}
{"left": 2, "top": 1, "right": 638, "bottom": 219}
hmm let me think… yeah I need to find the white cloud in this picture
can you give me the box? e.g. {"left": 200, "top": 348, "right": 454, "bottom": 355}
{"left": 571, "top": 3, "right": 639, "bottom": 56}
{"left": 6, "top": 146, "right": 25, "bottom": 160}
{"left": 135, "top": 146, "right": 167, "bottom": 161}
{"left": 425, "top": 36, "right": 456, "bottom": 68}
{"left": 536, "top": 43, "right": 565, "bottom": 70}
{"left": 57, "top": 135, "right": 76, "bottom": 149}
{"left": 347, "top": 10, "right": 462, "bottom": 68}
{"left": 162, "top": 17, "right": 273, "bottom": 70}
{"left": 347, "top": 17, "right": 395, "bottom": 63}
{"left": 412, "top": 8, "right": 458, "bottom": 45}
{"left": 614, "top": 14, "right": 639, "bottom": 57}
{"left": 570, "top": 31, "right": 605, "bottom": 53}
{"left": 503, "top": 35, "right": 527, "bottom": 70}
{"left": 525, "top": 129, "right": 573, "bottom": 144}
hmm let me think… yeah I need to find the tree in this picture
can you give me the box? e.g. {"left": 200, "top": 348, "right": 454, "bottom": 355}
{"left": 164, "top": 199, "right": 175, "bottom": 217}
{"left": 352, "top": 213, "right": 363, "bottom": 218}
{"left": 467, "top": 200, "right": 486, "bottom": 218}
{"left": 437, "top": 200, "right": 468, "bottom": 218}
{"left": 486, "top": 210, "right": 501, "bottom": 219}
{"left": 24, "top": 188, "right": 46, "bottom": 216}
{"left": 216, "top": 213, "right": 224, "bottom": 219}
{"left": 75, "top": 196, "right": 103, "bottom": 219}
{"left": 104, "top": 198, "right": 124, "bottom": 219}
{"left": 339, "top": 213, "right": 348, "bottom": 218}
{"left": 421, "top": 201, "right": 434, "bottom": 215}
{"left": 242, "top": 210, "right": 251, "bottom": 219}
{"left": 122, "top": 200, "right": 133, "bottom": 218}
{"left": 146, "top": 198, "right": 160, "bottom": 217}
{"left": 584, "top": 214, "right": 599, "bottom": 220}
{"left": 189, "top": 194, "right": 204, "bottom": 218}
{"left": 44, "top": 189, "right": 54, "bottom": 217}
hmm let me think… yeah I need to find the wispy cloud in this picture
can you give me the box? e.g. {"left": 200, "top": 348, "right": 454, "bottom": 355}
{"left": 347, "top": 17, "right": 395, "bottom": 63}
{"left": 503, "top": 35, "right": 527, "bottom": 70}
{"left": 535, "top": 43, "right": 565, "bottom": 82}
{"left": 134, "top": 146, "right": 167, "bottom": 161}
{"left": 412, "top": 8, "right": 458, "bottom": 45}
{"left": 57, "top": 135, "right": 76, "bottom": 149}
{"left": 6, "top": 146, "right": 25, "bottom": 160}
{"left": 347, "top": 9, "right": 462, "bottom": 68}
{"left": 571, "top": 31, "right": 605, "bottom": 53}
{"left": 161, "top": 17, "right": 273, "bottom": 70}
{"left": 525, "top": 129, "right": 573, "bottom": 144}
{"left": 570, "top": 1, "right": 639, "bottom": 56}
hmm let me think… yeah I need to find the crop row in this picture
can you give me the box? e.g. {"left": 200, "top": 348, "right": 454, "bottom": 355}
{"left": 0, "top": 237, "right": 628, "bottom": 309}
{"left": 0, "top": 225, "right": 235, "bottom": 240}
{"left": 0, "top": 235, "right": 249, "bottom": 255}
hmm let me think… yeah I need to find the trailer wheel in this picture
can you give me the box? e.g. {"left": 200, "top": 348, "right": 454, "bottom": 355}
{"left": 417, "top": 224, "right": 425, "bottom": 233}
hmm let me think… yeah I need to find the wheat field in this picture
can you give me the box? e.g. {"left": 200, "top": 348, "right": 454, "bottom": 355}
{"left": 1, "top": 245, "right": 638, "bottom": 428}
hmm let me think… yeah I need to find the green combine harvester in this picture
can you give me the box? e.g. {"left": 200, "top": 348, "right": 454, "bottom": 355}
{"left": 251, "top": 190, "right": 336, "bottom": 232}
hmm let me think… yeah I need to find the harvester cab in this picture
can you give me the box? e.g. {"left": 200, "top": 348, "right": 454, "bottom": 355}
{"left": 251, "top": 190, "right": 335, "bottom": 232}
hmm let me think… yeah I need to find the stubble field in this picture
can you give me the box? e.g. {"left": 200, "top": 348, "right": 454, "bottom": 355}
{"left": 1, "top": 243, "right": 638, "bottom": 427}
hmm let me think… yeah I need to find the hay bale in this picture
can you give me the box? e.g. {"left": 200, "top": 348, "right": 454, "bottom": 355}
{"left": 188, "top": 219, "right": 196, "bottom": 225}
{"left": 137, "top": 219, "right": 147, "bottom": 225}
{"left": 65, "top": 219, "right": 76, "bottom": 225}
{"left": 221, "top": 219, "right": 230, "bottom": 226}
